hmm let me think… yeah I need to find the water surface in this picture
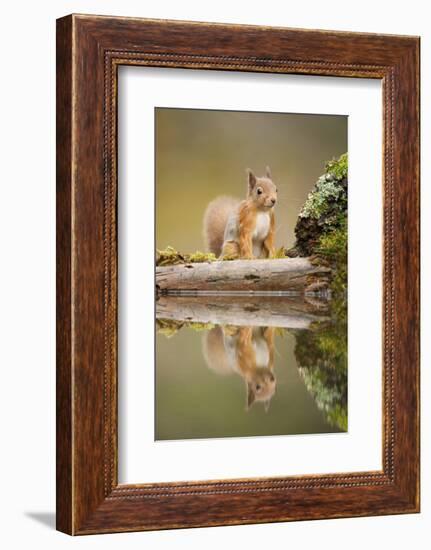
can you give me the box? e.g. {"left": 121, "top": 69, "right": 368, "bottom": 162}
{"left": 155, "top": 296, "right": 347, "bottom": 441}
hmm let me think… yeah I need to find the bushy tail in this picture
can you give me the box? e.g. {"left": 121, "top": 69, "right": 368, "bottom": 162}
{"left": 202, "top": 327, "right": 231, "bottom": 376}
{"left": 203, "top": 196, "right": 239, "bottom": 256}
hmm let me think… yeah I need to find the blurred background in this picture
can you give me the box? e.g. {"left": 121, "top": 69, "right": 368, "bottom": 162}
{"left": 156, "top": 108, "right": 347, "bottom": 252}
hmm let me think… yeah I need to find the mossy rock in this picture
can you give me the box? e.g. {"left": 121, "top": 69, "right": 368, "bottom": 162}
{"left": 288, "top": 153, "right": 347, "bottom": 258}
{"left": 287, "top": 153, "right": 348, "bottom": 295}
{"left": 293, "top": 307, "right": 347, "bottom": 431}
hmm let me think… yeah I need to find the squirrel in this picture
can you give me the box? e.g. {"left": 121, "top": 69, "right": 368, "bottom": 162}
{"left": 203, "top": 167, "right": 278, "bottom": 259}
{"left": 202, "top": 325, "right": 276, "bottom": 411}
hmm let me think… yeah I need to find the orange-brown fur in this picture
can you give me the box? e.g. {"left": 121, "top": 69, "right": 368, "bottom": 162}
{"left": 203, "top": 168, "right": 277, "bottom": 259}
{"left": 202, "top": 196, "right": 240, "bottom": 257}
{"left": 202, "top": 325, "right": 276, "bottom": 410}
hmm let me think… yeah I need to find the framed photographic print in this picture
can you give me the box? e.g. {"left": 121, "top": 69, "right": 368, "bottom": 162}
{"left": 56, "top": 14, "right": 420, "bottom": 535}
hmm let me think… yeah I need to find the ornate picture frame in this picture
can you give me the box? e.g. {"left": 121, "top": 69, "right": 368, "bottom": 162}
{"left": 56, "top": 14, "right": 420, "bottom": 534}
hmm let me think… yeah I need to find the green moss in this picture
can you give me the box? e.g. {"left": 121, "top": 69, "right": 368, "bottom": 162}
{"left": 157, "top": 246, "right": 217, "bottom": 266}
{"left": 299, "top": 154, "right": 348, "bottom": 223}
{"left": 274, "top": 246, "right": 288, "bottom": 259}
{"left": 220, "top": 253, "right": 239, "bottom": 261}
{"left": 287, "top": 153, "right": 348, "bottom": 294}
{"left": 325, "top": 152, "right": 348, "bottom": 181}
{"left": 156, "top": 246, "right": 186, "bottom": 266}
{"left": 156, "top": 318, "right": 184, "bottom": 337}
{"left": 327, "top": 404, "right": 348, "bottom": 432}
{"left": 316, "top": 217, "right": 347, "bottom": 295}
{"left": 187, "top": 250, "right": 217, "bottom": 263}
{"left": 294, "top": 306, "right": 347, "bottom": 431}
{"left": 157, "top": 245, "right": 290, "bottom": 265}
{"left": 186, "top": 321, "right": 216, "bottom": 331}
{"left": 300, "top": 178, "right": 346, "bottom": 220}
{"left": 156, "top": 318, "right": 215, "bottom": 337}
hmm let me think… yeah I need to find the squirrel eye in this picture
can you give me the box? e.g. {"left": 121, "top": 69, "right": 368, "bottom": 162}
{"left": 256, "top": 187, "right": 263, "bottom": 195}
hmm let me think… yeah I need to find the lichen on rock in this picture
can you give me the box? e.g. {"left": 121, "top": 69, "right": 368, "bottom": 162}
{"left": 288, "top": 153, "right": 347, "bottom": 258}
{"left": 287, "top": 153, "right": 348, "bottom": 295}
{"left": 293, "top": 313, "right": 347, "bottom": 431}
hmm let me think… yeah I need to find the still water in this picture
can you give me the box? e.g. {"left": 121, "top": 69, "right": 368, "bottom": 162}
{"left": 155, "top": 296, "right": 347, "bottom": 441}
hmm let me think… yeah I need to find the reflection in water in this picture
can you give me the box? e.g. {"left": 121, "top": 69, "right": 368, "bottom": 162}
{"left": 294, "top": 316, "right": 347, "bottom": 431}
{"left": 203, "top": 326, "right": 276, "bottom": 411}
{"left": 155, "top": 296, "right": 347, "bottom": 441}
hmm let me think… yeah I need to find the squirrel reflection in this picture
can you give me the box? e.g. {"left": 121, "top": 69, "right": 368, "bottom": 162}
{"left": 203, "top": 326, "right": 276, "bottom": 411}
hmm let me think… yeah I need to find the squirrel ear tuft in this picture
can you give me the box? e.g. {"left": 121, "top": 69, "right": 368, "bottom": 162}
{"left": 246, "top": 382, "right": 256, "bottom": 410}
{"left": 265, "top": 166, "right": 272, "bottom": 179}
{"left": 247, "top": 169, "right": 257, "bottom": 193}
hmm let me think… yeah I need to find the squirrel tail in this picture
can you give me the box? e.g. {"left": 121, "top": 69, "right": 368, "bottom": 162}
{"left": 202, "top": 327, "right": 232, "bottom": 376}
{"left": 203, "top": 195, "right": 240, "bottom": 256}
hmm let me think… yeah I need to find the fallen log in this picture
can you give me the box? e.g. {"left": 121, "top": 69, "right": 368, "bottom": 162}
{"left": 156, "top": 258, "right": 331, "bottom": 294}
{"left": 156, "top": 295, "right": 329, "bottom": 329}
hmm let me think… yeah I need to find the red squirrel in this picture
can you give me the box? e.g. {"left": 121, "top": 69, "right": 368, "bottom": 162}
{"left": 202, "top": 325, "right": 276, "bottom": 411}
{"left": 203, "top": 167, "right": 278, "bottom": 259}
